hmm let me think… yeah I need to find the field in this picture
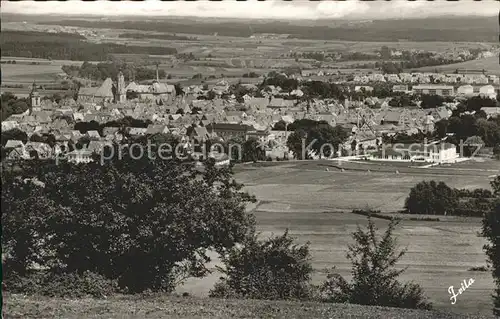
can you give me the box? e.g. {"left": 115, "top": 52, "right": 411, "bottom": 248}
{"left": 177, "top": 159, "right": 499, "bottom": 316}
{"left": 415, "top": 56, "right": 500, "bottom": 75}
{"left": 2, "top": 63, "right": 63, "bottom": 83}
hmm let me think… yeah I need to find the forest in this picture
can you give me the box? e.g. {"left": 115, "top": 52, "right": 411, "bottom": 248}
{"left": 1, "top": 31, "right": 177, "bottom": 61}
{"left": 35, "top": 16, "right": 497, "bottom": 42}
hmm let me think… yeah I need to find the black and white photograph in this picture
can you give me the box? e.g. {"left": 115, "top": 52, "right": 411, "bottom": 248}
{"left": 1, "top": 0, "right": 500, "bottom": 318}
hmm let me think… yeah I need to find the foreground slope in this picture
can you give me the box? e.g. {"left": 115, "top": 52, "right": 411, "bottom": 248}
{"left": 4, "top": 294, "right": 495, "bottom": 319}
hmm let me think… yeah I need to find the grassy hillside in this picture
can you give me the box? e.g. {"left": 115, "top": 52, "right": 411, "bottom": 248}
{"left": 4, "top": 294, "right": 495, "bottom": 319}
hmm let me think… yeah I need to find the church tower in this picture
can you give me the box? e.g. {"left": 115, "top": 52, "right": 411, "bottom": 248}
{"left": 116, "top": 71, "right": 126, "bottom": 103}
{"left": 29, "top": 81, "right": 41, "bottom": 114}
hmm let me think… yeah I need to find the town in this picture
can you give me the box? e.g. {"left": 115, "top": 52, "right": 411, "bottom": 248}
{"left": 2, "top": 66, "right": 499, "bottom": 165}
{"left": 2, "top": 3, "right": 500, "bottom": 319}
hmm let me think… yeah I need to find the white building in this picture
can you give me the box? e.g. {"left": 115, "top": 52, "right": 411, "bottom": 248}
{"left": 67, "top": 149, "right": 93, "bottom": 164}
{"left": 479, "top": 85, "right": 497, "bottom": 99}
{"left": 457, "top": 85, "right": 474, "bottom": 96}
{"left": 412, "top": 85, "right": 454, "bottom": 96}
{"left": 370, "top": 142, "right": 458, "bottom": 163}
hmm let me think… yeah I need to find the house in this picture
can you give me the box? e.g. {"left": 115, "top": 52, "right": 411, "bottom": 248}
{"left": 381, "top": 110, "right": 403, "bottom": 125}
{"left": 355, "top": 86, "right": 374, "bottom": 93}
{"left": 86, "top": 130, "right": 101, "bottom": 140}
{"left": 87, "top": 141, "right": 110, "bottom": 154}
{"left": 431, "top": 107, "right": 451, "bottom": 121}
{"left": 1, "top": 120, "right": 19, "bottom": 131}
{"left": 145, "top": 124, "right": 170, "bottom": 135}
{"left": 125, "top": 74, "right": 176, "bottom": 104}
{"left": 128, "top": 127, "right": 148, "bottom": 136}
{"left": 77, "top": 78, "right": 114, "bottom": 104}
{"left": 412, "top": 85, "right": 454, "bottom": 96}
{"left": 482, "top": 107, "right": 500, "bottom": 118}
{"left": 479, "top": 85, "right": 497, "bottom": 99}
{"left": 4, "top": 140, "right": 25, "bottom": 150}
{"left": 102, "top": 127, "right": 120, "bottom": 137}
{"left": 392, "top": 85, "right": 409, "bottom": 93}
{"left": 25, "top": 142, "right": 52, "bottom": 159}
{"left": 187, "top": 126, "right": 210, "bottom": 142}
{"left": 206, "top": 123, "right": 253, "bottom": 141}
{"left": 457, "top": 85, "right": 474, "bottom": 96}
{"left": 370, "top": 142, "right": 458, "bottom": 163}
{"left": 268, "top": 98, "right": 294, "bottom": 109}
{"left": 67, "top": 149, "right": 93, "bottom": 164}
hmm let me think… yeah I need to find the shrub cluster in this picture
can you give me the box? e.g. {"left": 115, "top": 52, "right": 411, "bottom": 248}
{"left": 405, "top": 180, "right": 497, "bottom": 216}
{"left": 210, "top": 214, "right": 431, "bottom": 310}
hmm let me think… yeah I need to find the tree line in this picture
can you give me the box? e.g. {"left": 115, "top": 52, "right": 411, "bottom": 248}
{"left": 40, "top": 17, "right": 497, "bottom": 42}
{"left": 62, "top": 61, "right": 167, "bottom": 82}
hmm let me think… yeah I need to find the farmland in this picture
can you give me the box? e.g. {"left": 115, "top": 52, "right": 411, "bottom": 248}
{"left": 416, "top": 56, "right": 500, "bottom": 75}
{"left": 177, "top": 159, "right": 499, "bottom": 316}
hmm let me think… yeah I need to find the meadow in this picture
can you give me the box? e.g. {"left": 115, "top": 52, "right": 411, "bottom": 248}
{"left": 178, "top": 159, "right": 499, "bottom": 316}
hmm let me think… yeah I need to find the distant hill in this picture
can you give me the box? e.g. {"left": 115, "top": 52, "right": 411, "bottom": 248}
{"left": 5, "top": 14, "right": 497, "bottom": 42}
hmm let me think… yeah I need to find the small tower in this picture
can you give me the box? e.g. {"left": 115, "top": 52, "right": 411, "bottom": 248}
{"left": 155, "top": 63, "right": 160, "bottom": 82}
{"left": 116, "top": 71, "right": 126, "bottom": 103}
{"left": 29, "top": 81, "right": 41, "bottom": 114}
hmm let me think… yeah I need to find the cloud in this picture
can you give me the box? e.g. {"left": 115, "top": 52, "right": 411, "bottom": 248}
{"left": 2, "top": 0, "right": 497, "bottom": 19}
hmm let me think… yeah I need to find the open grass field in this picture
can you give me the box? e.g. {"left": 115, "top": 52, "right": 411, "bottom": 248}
{"left": 2, "top": 63, "right": 63, "bottom": 83}
{"left": 415, "top": 56, "right": 500, "bottom": 75}
{"left": 176, "top": 159, "right": 499, "bottom": 316}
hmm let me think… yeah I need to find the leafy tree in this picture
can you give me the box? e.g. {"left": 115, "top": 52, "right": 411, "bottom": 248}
{"left": 2, "top": 177, "right": 52, "bottom": 275}
{"left": 286, "top": 121, "right": 348, "bottom": 160}
{"left": 207, "top": 90, "right": 217, "bottom": 100}
{"left": 434, "top": 119, "right": 449, "bottom": 138}
{"left": 174, "top": 83, "right": 184, "bottom": 96}
{"left": 482, "top": 177, "right": 500, "bottom": 316}
{"left": 492, "top": 176, "right": 500, "bottom": 197}
{"left": 210, "top": 231, "right": 313, "bottom": 300}
{"left": 1, "top": 92, "right": 30, "bottom": 121}
{"left": 242, "top": 138, "right": 266, "bottom": 163}
{"left": 320, "top": 215, "right": 431, "bottom": 310}
{"left": 1, "top": 128, "right": 28, "bottom": 146}
{"left": 1, "top": 151, "right": 256, "bottom": 293}
{"left": 420, "top": 94, "right": 445, "bottom": 109}
{"left": 405, "top": 181, "right": 458, "bottom": 215}
{"left": 380, "top": 46, "right": 391, "bottom": 60}
{"left": 30, "top": 133, "right": 56, "bottom": 148}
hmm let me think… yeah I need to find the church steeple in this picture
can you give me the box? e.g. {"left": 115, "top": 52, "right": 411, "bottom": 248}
{"left": 116, "top": 71, "right": 126, "bottom": 103}
{"left": 156, "top": 64, "right": 159, "bottom": 82}
{"left": 29, "top": 81, "right": 40, "bottom": 114}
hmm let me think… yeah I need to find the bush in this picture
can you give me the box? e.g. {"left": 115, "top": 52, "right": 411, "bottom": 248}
{"left": 3, "top": 270, "right": 119, "bottom": 298}
{"left": 405, "top": 180, "right": 458, "bottom": 215}
{"left": 210, "top": 231, "right": 313, "bottom": 301}
{"left": 320, "top": 216, "right": 431, "bottom": 310}
{"left": 482, "top": 195, "right": 500, "bottom": 316}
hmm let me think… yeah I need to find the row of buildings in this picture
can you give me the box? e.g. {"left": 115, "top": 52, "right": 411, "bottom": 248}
{"left": 352, "top": 72, "right": 499, "bottom": 85}
{"left": 3, "top": 70, "right": 498, "bottom": 165}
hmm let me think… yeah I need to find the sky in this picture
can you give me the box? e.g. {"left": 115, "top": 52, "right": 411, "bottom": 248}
{"left": 2, "top": 0, "right": 498, "bottom": 20}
